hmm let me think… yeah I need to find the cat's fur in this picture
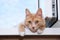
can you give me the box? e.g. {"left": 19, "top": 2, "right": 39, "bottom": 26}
{"left": 19, "top": 8, "right": 46, "bottom": 36}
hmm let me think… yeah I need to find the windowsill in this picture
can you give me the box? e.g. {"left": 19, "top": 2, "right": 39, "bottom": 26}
{"left": 0, "top": 28, "right": 60, "bottom": 35}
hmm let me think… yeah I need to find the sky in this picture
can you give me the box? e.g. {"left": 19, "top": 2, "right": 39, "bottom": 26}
{"left": 0, "top": 0, "right": 39, "bottom": 28}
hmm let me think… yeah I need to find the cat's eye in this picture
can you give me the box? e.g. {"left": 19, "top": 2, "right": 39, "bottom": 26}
{"left": 28, "top": 21, "right": 31, "bottom": 23}
{"left": 35, "top": 21, "right": 39, "bottom": 24}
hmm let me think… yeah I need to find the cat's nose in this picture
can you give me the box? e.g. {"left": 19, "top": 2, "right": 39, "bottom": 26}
{"left": 32, "top": 27, "right": 35, "bottom": 29}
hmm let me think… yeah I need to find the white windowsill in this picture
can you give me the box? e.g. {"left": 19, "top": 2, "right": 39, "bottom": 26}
{"left": 0, "top": 27, "right": 60, "bottom": 35}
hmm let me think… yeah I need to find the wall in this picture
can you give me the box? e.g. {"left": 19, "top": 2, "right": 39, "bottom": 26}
{"left": 40, "top": 0, "right": 52, "bottom": 18}
{"left": 40, "top": 0, "right": 60, "bottom": 20}
{"left": 58, "top": 0, "right": 60, "bottom": 20}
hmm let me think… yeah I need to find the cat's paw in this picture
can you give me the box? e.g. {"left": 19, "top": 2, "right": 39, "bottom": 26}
{"left": 37, "top": 30, "right": 43, "bottom": 34}
{"left": 19, "top": 32, "right": 25, "bottom": 36}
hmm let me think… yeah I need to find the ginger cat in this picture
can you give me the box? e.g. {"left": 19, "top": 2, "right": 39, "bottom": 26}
{"left": 19, "top": 8, "right": 46, "bottom": 36}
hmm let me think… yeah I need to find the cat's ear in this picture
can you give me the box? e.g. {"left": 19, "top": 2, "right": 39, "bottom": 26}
{"left": 36, "top": 8, "right": 42, "bottom": 17}
{"left": 25, "top": 8, "right": 31, "bottom": 16}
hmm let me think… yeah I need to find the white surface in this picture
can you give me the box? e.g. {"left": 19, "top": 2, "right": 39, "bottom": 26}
{"left": 52, "top": 21, "right": 60, "bottom": 28}
{"left": 0, "top": 27, "right": 60, "bottom": 35}
{"left": 40, "top": 0, "right": 52, "bottom": 18}
{"left": 44, "top": 0, "right": 52, "bottom": 17}
{"left": 58, "top": 0, "right": 60, "bottom": 20}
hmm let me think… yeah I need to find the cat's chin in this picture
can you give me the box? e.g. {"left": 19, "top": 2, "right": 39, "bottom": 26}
{"left": 30, "top": 29, "right": 37, "bottom": 33}
{"left": 31, "top": 31, "right": 37, "bottom": 33}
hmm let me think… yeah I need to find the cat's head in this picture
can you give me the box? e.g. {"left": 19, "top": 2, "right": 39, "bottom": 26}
{"left": 25, "top": 8, "right": 45, "bottom": 32}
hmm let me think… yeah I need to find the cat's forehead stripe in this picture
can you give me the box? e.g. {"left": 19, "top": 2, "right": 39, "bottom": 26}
{"left": 26, "top": 13, "right": 43, "bottom": 21}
